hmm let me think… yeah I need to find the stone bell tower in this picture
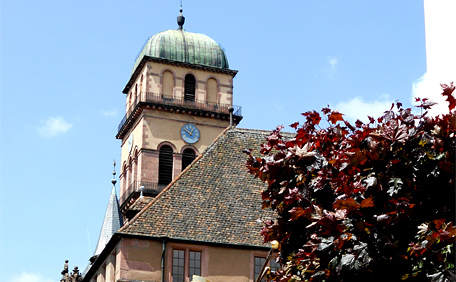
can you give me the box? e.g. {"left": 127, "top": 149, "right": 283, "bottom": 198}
{"left": 116, "top": 8, "right": 242, "bottom": 221}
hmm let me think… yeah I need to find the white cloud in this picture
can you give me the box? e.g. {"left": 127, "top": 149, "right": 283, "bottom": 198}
{"left": 38, "top": 116, "right": 73, "bottom": 138}
{"left": 102, "top": 109, "right": 118, "bottom": 117}
{"left": 334, "top": 95, "right": 393, "bottom": 124}
{"left": 328, "top": 57, "right": 338, "bottom": 71}
{"left": 412, "top": 1, "right": 456, "bottom": 116}
{"left": 323, "top": 57, "right": 339, "bottom": 77}
{"left": 10, "top": 272, "right": 53, "bottom": 282}
{"left": 412, "top": 72, "right": 451, "bottom": 116}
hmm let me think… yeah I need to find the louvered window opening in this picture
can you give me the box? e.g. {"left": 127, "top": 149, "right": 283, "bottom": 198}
{"left": 159, "top": 145, "right": 173, "bottom": 185}
{"left": 184, "top": 74, "right": 196, "bottom": 101}
{"left": 182, "top": 149, "right": 196, "bottom": 171}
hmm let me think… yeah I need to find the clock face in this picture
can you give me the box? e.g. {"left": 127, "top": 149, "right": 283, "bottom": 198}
{"left": 128, "top": 134, "right": 133, "bottom": 152}
{"left": 181, "top": 124, "right": 200, "bottom": 144}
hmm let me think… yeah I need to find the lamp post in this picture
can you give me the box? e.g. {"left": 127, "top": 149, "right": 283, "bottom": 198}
{"left": 255, "top": 240, "right": 280, "bottom": 282}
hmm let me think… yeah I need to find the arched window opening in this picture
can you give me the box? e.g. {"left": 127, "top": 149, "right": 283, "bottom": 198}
{"left": 182, "top": 148, "right": 196, "bottom": 171}
{"left": 163, "top": 70, "right": 174, "bottom": 97}
{"left": 159, "top": 145, "right": 173, "bottom": 185}
{"left": 128, "top": 92, "right": 131, "bottom": 108}
{"left": 207, "top": 78, "right": 218, "bottom": 104}
{"left": 184, "top": 74, "right": 196, "bottom": 101}
{"left": 121, "top": 163, "right": 127, "bottom": 195}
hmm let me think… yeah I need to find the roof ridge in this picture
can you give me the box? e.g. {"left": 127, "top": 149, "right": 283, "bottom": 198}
{"left": 235, "top": 127, "right": 294, "bottom": 136}
{"left": 119, "top": 126, "right": 233, "bottom": 232}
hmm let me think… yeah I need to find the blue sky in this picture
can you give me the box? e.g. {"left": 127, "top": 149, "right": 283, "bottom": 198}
{"left": 0, "top": 1, "right": 433, "bottom": 281}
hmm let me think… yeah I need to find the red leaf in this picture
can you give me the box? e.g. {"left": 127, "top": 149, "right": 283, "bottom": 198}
{"left": 344, "top": 120, "right": 356, "bottom": 132}
{"left": 355, "top": 119, "right": 363, "bottom": 128}
{"left": 321, "top": 107, "right": 331, "bottom": 115}
{"left": 328, "top": 110, "right": 344, "bottom": 124}
{"left": 441, "top": 82, "right": 455, "bottom": 111}
{"left": 289, "top": 206, "right": 312, "bottom": 221}
{"left": 416, "top": 99, "right": 437, "bottom": 110}
{"left": 303, "top": 111, "right": 322, "bottom": 125}
{"left": 382, "top": 120, "right": 408, "bottom": 143}
{"left": 433, "top": 219, "right": 445, "bottom": 229}
{"left": 360, "top": 197, "right": 375, "bottom": 208}
{"left": 290, "top": 122, "right": 300, "bottom": 129}
{"left": 333, "top": 198, "right": 360, "bottom": 213}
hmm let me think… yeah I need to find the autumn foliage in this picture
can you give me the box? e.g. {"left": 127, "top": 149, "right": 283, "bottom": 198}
{"left": 245, "top": 84, "right": 456, "bottom": 282}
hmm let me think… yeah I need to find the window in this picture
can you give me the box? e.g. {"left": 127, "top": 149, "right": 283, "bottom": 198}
{"left": 159, "top": 145, "right": 173, "bottom": 185}
{"left": 184, "top": 74, "right": 196, "bottom": 101}
{"left": 163, "top": 70, "right": 174, "bottom": 96}
{"left": 270, "top": 258, "right": 281, "bottom": 272}
{"left": 206, "top": 78, "right": 217, "bottom": 103}
{"left": 172, "top": 250, "right": 185, "bottom": 282}
{"left": 140, "top": 74, "right": 144, "bottom": 96}
{"left": 172, "top": 249, "right": 201, "bottom": 282}
{"left": 254, "top": 257, "right": 266, "bottom": 282}
{"left": 128, "top": 92, "right": 132, "bottom": 108}
{"left": 189, "top": 251, "right": 201, "bottom": 278}
{"left": 254, "top": 256, "right": 280, "bottom": 281}
{"left": 182, "top": 148, "right": 196, "bottom": 171}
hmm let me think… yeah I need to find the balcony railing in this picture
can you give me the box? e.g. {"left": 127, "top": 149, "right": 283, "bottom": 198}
{"left": 120, "top": 180, "right": 167, "bottom": 205}
{"left": 117, "top": 91, "right": 242, "bottom": 134}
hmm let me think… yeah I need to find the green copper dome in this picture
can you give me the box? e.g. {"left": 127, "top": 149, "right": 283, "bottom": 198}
{"left": 132, "top": 29, "right": 229, "bottom": 73}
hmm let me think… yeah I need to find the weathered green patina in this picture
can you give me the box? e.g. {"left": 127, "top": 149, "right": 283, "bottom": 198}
{"left": 132, "top": 29, "right": 229, "bottom": 74}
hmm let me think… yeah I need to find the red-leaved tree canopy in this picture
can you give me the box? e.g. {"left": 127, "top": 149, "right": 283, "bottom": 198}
{"left": 246, "top": 83, "right": 456, "bottom": 282}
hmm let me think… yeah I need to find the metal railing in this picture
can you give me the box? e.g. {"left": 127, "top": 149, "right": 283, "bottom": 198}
{"left": 118, "top": 91, "right": 242, "bottom": 133}
{"left": 120, "top": 180, "right": 167, "bottom": 204}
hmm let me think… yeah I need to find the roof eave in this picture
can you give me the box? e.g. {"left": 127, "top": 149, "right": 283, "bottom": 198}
{"left": 118, "top": 232, "right": 271, "bottom": 251}
{"left": 82, "top": 233, "right": 121, "bottom": 282}
{"left": 122, "top": 56, "right": 238, "bottom": 94}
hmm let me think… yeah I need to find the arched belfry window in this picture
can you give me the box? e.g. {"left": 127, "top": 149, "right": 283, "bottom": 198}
{"left": 207, "top": 78, "right": 218, "bottom": 104}
{"left": 182, "top": 148, "right": 196, "bottom": 171}
{"left": 184, "top": 74, "right": 196, "bottom": 101}
{"left": 159, "top": 145, "right": 173, "bottom": 185}
{"left": 162, "top": 70, "right": 174, "bottom": 97}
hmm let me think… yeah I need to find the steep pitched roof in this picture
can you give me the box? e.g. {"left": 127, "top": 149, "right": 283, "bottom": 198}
{"left": 119, "top": 127, "right": 275, "bottom": 247}
{"left": 93, "top": 186, "right": 123, "bottom": 256}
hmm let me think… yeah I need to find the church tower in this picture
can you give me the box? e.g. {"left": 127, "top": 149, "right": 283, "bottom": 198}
{"left": 117, "top": 9, "right": 242, "bottom": 220}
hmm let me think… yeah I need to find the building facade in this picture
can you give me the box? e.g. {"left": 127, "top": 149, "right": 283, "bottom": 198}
{"left": 80, "top": 10, "right": 278, "bottom": 282}
{"left": 116, "top": 11, "right": 242, "bottom": 223}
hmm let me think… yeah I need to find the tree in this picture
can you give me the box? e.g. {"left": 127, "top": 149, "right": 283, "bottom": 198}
{"left": 245, "top": 84, "right": 456, "bottom": 282}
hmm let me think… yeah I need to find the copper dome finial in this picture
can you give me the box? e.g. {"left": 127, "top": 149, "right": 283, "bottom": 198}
{"left": 177, "top": 2, "right": 185, "bottom": 30}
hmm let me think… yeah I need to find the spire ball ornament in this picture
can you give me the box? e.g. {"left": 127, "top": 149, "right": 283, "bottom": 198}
{"left": 112, "top": 159, "right": 117, "bottom": 185}
{"left": 177, "top": 7, "right": 185, "bottom": 29}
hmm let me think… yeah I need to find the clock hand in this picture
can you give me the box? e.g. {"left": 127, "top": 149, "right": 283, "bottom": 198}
{"left": 183, "top": 128, "right": 193, "bottom": 135}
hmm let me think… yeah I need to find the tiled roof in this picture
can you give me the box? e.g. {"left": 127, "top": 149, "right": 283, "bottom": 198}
{"left": 119, "top": 127, "right": 276, "bottom": 247}
{"left": 128, "top": 196, "right": 154, "bottom": 211}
